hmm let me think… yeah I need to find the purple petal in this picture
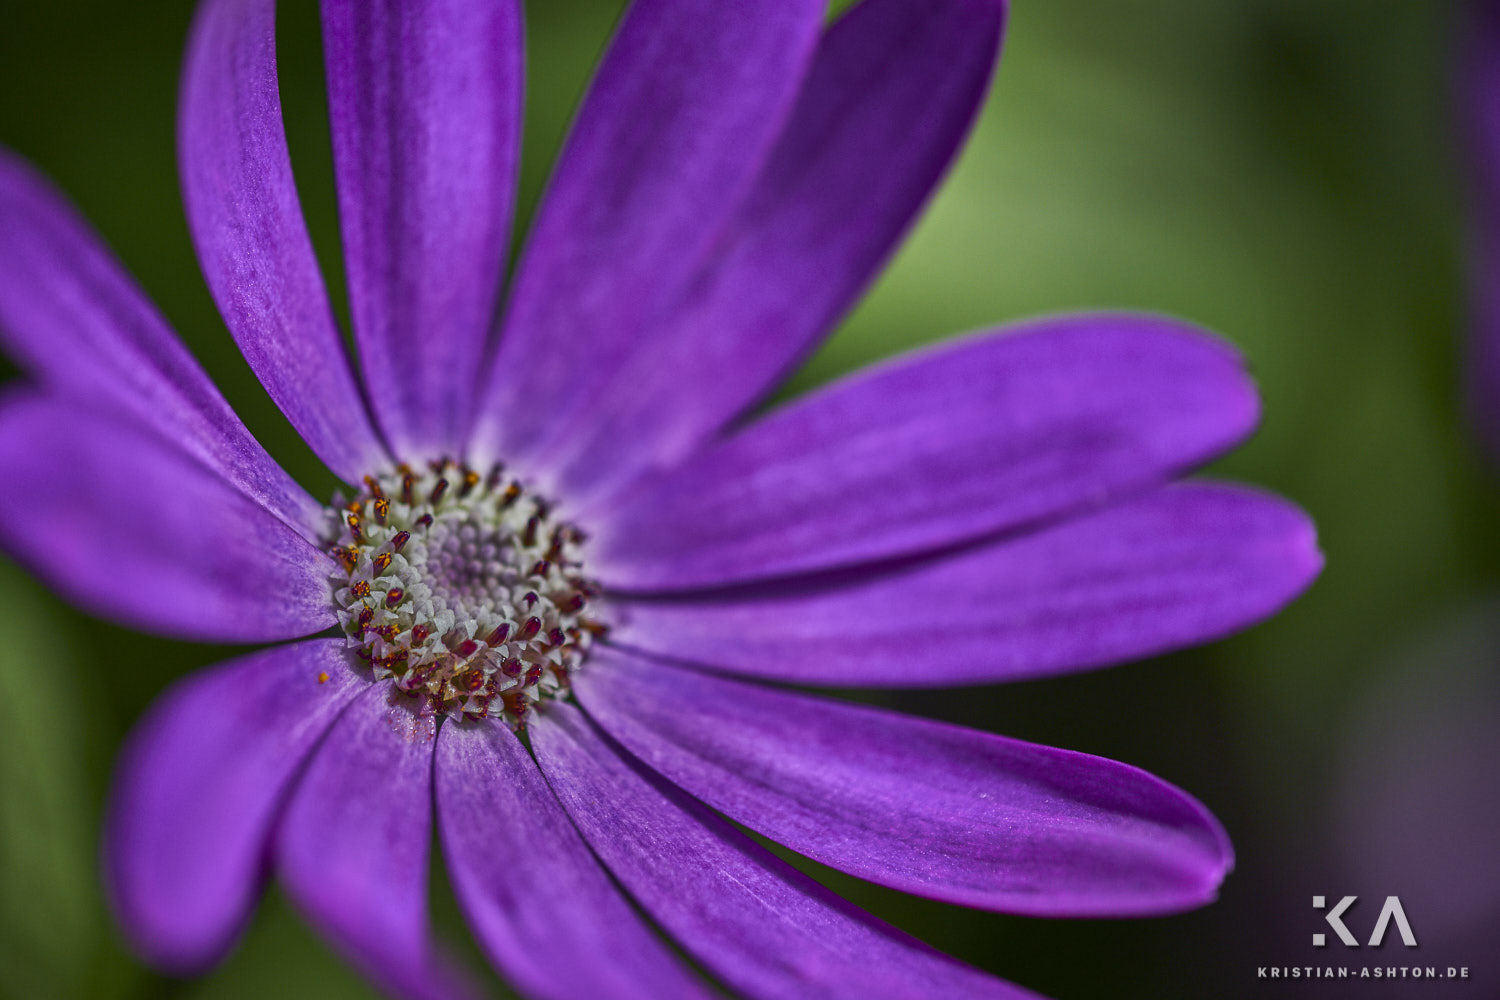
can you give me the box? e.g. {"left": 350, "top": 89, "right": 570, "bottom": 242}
{"left": 180, "top": 0, "right": 388, "bottom": 484}
{"left": 0, "top": 394, "right": 336, "bottom": 642}
{"left": 531, "top": 704, "right": 1040, "bottom": 1000}
{"left": 467, "top": 0, "right": 825, "bottom": 473}
{"left": 321, "top": 0, "right": 521, "bottom": 459}
{"left": 0, "top": 149, "right": 322, "bottom": 540}
{"left": 591, "top": 315, "right": 1261, "bottom": 591}
{"left": 1464, "top": 2, "right": 1500, "bottom": 454}
{"left": 549, "top": 0, "right": 1009, "bottom": 507}
{"left": 104, "top": 640, "right": 366, "bottom": 973}
{"left": 277, "top": 684, "right": 478, "bottom": 1000}
{"left": 436, "top": 720, "right": 715, "bottom": 1000}
{"left": 578, "top": 649, "right": 1232, "bottom": 917}
{"left": 610, "top": 483, "right": 1320, "bottom": 686}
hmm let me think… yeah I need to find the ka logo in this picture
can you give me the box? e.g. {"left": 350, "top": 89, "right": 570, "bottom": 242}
{"left": 1312, "top": 896, "right": 1418, "bottom": 948}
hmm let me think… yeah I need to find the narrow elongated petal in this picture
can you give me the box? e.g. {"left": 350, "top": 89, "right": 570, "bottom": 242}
{"left": 592, "top": 316, "right": 1260, "bottom": 591}
{"left": 531, "top": 705, "right": 1039, "bottom": 1000}
{"left": 436, "top": 721, "right": 714, "bottom": 1000}
{"left": 611, "top": 483, "right": 1320, "bottom": 686}
{"left": 0, "top": 394, "right": 335, "bottom": 642}
{"left": 550, "top": 0, "right": 1008, "bottom": 506}
{"left": 0, "top": 150, "right": 322, "bottom": 539}
{"left": 579, "top": 650, "right": 1232, "bottom": 917}
{"left": 468, "top": 0, "right": 824, "bottom": 471}
{"left": 180, "top": 0, "right": 387, "bottom": 483}
{"left": 104, "top": 640, "right": 366, "bottom": 973}
{"left": 277, "top": 684, "right": 477, "bottom": 1000}
{"left": 321, "top": 0, "right": 521, "bottom": 458}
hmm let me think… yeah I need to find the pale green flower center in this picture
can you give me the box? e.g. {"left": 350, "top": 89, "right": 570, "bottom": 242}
{"left": 325, "top": 460, "right": 603, "bottom": 726}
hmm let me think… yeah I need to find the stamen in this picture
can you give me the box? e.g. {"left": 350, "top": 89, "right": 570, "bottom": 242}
{"left": 325, "top": 460, "right": 602, "bottom": 727}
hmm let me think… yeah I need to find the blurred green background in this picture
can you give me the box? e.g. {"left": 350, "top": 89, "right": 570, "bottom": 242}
{"left": 1, "top": 0, "right": 1494, "bottom": 997}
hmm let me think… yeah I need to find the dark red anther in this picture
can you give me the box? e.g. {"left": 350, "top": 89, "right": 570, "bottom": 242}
{"left": 500, "top": 656, "right": 522, "bottom": 677}
{"left": 580, "top": 618, "right": 610, "bottom": 638}
{"left": 545, "top": 536, "right": 565, "bottom": 563}
{"left": 363, "top": 474, "right": 386, "bottom": 500}
{"left": 523, "top": 591, "right": 539, "bottom": 608}
{"left": 429, "top": 478, "right": 449, "bottom": 505}
{"left": 485, "top": 464, "right": 505, "bottom": 489}
{"left": 547, "top": 627, "right": 565, "bottom": 647}
{"left": 499, "top": 481, "right": 522, "bottom": 508}
{"left": 384, "top": 587, "right": 404, "bottom": 608}
{"left": 502, "top": 692, "right": 528, "bottom": 721}
{"left": 458, "top": 670, "right": 485, "bottom": 693}
{"left": 416, "top": 513, "right": 434, "bottom": 529}
{"left": 357, "top": 606, "right": 375, "bottom": 633}
{"left": 564, "top": 593, "right": 586, "bottom": 613}
{"left": 457, "top": 639, "right": 480, "bottom": 657}
{"left": 522, "top": 516, "right": 539, "bottom": 546}
{"left": 411, "top": 623, "right": 432, "bottom": 643}
{"left": 390, "top": 530, "right": 411, "bottom": 552}
{"left": 373, "top": 497, "right": 390, "bottom": 524}
{"left": 459, "top": 469, "right": 480, "bottom": 497}
{"left": 331, "top": 546, "right": 359, "bottom": 572}
{"left": 524, "top": 664, "right": 543, "bottom": 686}
{"left": 351, "top": 580, "right": 371, "bottom": 599}
{"left": 400, "top": 468, "right": 415, "bottom": 504}
{"left": 533, "top": 498, "right": 552, "bottom": 521}
{"left": 530, "top": 559, "right": 551, "bottom": 577}
{"left": 519, "top": 616, "right": 541, "bottom": 640}
{"left": 486, "top": 623, "right": 510, "bottom": 645}
{"left": 372, "top": 552, "right": 393, "bottom": 574}
{"left": 346, "top": 512, "right": 363, "bottom": 542}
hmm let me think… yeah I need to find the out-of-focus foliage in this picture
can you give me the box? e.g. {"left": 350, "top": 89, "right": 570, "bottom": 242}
{"left": 0, "top": 1, "right": 1488, "bottom": 997}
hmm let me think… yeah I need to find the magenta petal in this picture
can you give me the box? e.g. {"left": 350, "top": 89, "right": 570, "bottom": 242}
{"left": 0, "top": 394, "right": 336, "bottom": 642}
{"left": 277, "top": 684, "right": 478, "bottom": 1000}
{"left": 578, "top": 649, "right": 1232, "bottom": 917}
{"left": 436, "top": 720, "right": 714, "bottom": 1000}
{"left": 321, "top": 0, "right": 521, "bottom": 458}
{"left": 180, "top": 0, "right": 388, "bottom": 484}
{"left": 0, "top": 150, "right": 322, "bottom": 540}
{"left": 550, "top": 0, "right": 1009, "bottom": 506}
{"left": 104, "top": 640, "right": 365, "bottom": 973}
{"left": 468, "top": 0, "right": 824, "bottom": 472}
{"left": 531, "top": 704, "right": 1039, "bottom": 1000}
{"left": 592, "top": 315, "right": 1261, "bottom": 591}
{"left": 611, "top": 483, "right": 1320, "bottom": 686}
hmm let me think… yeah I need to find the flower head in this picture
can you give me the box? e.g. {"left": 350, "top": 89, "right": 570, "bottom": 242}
{"left": 0, "top": 0, "right": 1320, "bottom": 997}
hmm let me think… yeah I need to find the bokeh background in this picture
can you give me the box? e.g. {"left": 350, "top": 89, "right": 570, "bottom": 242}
{"left": 1, "top": 0, "right": 1495, "bottom": 997}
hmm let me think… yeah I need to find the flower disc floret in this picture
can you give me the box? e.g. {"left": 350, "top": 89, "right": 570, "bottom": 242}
{"left": 326, "top": 460, "right": 603, "bottom": 726}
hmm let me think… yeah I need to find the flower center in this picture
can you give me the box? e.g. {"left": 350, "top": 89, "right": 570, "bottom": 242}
{"left": 325, "top": 460, "right": 604, "bottom": 726}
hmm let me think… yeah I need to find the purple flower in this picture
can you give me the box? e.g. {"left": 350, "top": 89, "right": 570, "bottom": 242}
{"left": 0, "top": 0, "right": 1320, "bottom": 997}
